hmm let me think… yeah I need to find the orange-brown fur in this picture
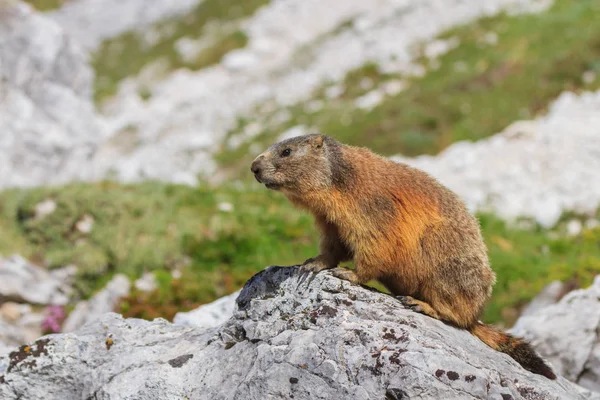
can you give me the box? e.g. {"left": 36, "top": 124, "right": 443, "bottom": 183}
{"left": 251, "top": 134, "right": 556, "bottom": 380}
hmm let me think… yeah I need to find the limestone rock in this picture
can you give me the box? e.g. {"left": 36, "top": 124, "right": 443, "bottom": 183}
{"left": 173, "top": 290, "right": 240, "bottom": 329}
{"left": 0, "top": 1, "right": 106, "bottom": 189}
{"left": 0, "top": 266, "right": 596, "bottom": 400}
{"left": 0, "top": 255, "right": 76, "bottom": 305}
{"left": 512, "top": 276, "right": 600, "bottom": 393}
{"left": 61, "top": 274, "right": 130, "bottom": 333}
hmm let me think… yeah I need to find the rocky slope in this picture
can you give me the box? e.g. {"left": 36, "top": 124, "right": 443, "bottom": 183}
{"left": 92, "top": 0, "right": 552, "bottom": 185}
{"left": 0, "top": 265, "right": 597, "bottom": 400}
{"left": 0, "top": 2, "right": 106, "bottom": 189}
{"left": 512, "top": 276, "right": 600, "bottom": 393}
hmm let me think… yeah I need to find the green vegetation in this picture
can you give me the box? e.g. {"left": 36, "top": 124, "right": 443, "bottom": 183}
{"left": 92, "top": 0, "right": 268, "bottom": 103}
{"left": 22, "top": 0, "right": 65, "bottom": 11}
{"left": 1, "top": 182, "right": 598, "bottom": 324}
{"left": 217, "top": 0, "right": 600, "bottom": 176}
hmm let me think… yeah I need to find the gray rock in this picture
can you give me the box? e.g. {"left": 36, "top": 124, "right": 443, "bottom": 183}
{"left": 512, "top": 276, "right": 600, "bottom": 393}
{"left": 0, "top": 303, "right": 45, "bottom": 355}
{"left": 0, "top": 255, "right": 76, "bottom": 305}
{"left": 48, "top": 0, "right": 202, "bottom": 52}
{"left": 62, "top": 274, "right": 130, "bottom": 333}
{"left": 518, "top": 280, "right": 567, "bottom": 319}
{"left": 0, "top": 266, "right": 596, "bottom": 399}
{"left": 173, "top": 290, "right": 240, "bottom": 329}
{"left": 0, "top": 1, "right": 106, "bottom": 190}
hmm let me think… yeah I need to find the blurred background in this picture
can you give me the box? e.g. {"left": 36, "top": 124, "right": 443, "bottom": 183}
{"left": 0, "top": 0, "right": 599, "bottom": 354}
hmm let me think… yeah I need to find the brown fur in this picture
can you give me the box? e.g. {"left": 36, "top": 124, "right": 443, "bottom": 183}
{"left": 251, "top": 134, "right": 556, "bottom": 380}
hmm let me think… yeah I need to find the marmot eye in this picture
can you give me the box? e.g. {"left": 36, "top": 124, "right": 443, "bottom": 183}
{"left": 281, "top": 148, "right": 292, "bottom": 157}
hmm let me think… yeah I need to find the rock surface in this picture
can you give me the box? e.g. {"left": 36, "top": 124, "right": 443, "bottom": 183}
{"left": 0, "top": 255, "right": 76, "bottom": 306}
{"left": 173, "top": 290, "right": 240, "bottom": 329}
{"left": 0, "top": 2, "right": 106, "bottom": 189}
{"left": 1, "top": 266, "right": 597, "bottom": 399}
{"left": 61, "top": 274, "right": 130, "bottom": 333}
{"left": 48, "top": 0, "right": 202, "bottom": 52}
{"left": 512, "top": 276, "right": 600, "bottom": 393}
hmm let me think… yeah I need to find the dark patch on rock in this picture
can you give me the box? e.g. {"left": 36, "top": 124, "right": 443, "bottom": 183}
{"left": 385, "top": 388, "right": 408, "bottom": 399}
{"left": 397, "top": 319, "right": 418, "bottom": 329}
{"left": 383, "top": 328, "right": 408, "bottom": 343}
{"left": 168, "top": 354, "right": 194, "bottom": 368}
{"left": 465, "top": 374, "right": 476, "bottom": 382}
{"left": 309, "top": 305, "right": 338, "bottom": 324}
{"left": 447, "top": 371, "right": 459, "bottom": 381}
{"left": 7, "top": 339, "right": 51, "bottom": 373}
{"left": 0, "top": 375, "right": 4, "bottom": 384}
{"left": 341, "top": 299, "right": 353, "bottom": 306}
{"left": 237, "top": 266, "right": 294, "bottom": 311}
{"left": 369, "top": 352, "right": 385, "bottom": 376}
{"left": 220, "top": 324, "right": 247, "bottom": 349}
{"left": 389, "top": 351, "right": 406, "bottom": 365}
{"left": 289, "top": 377, "right": 299, "bottom": 384}
{"left": 518, "top": 386, "right": 542, "bottom": 399}
{"left": 501, "top": 395, "right": 513, "bottom": 400}
{"left": 435, "top": 369, "right": 445, "bottom": 378}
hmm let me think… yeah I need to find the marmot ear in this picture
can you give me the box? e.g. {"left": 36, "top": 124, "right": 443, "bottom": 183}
{"left": 308, "top": 135, "right": 324, "bottom": 149}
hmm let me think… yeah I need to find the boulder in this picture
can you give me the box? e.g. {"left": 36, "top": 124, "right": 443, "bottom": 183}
{"left": 512, "top": 276, "right": 600, "bottom": 393}
{"left": 61, "top": 274, "right": 130, "bottom": 333}
{"left": 0, "top": 255, "right": 76, "bottom": 306}
{"left": 173, "top": 290, "right": 240, "bottom": 329}
{"left": 0, "top": 266, "right": 597, "bottom": 400}
{"left": 0, "top": 1, "right": 105, "bottom": 189}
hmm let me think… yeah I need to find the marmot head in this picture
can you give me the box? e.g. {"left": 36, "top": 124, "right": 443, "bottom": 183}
{"left": 251, "top": 134, "right": 349, "bottom": 194}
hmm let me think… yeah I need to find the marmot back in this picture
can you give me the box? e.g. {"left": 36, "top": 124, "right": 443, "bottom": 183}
{"left": 251, "top": 134, "right": 556, "bottom": 380}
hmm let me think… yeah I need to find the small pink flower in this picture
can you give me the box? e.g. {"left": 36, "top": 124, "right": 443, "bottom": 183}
{"left": 41, "top": 305, "right": 66, "bottom": 334}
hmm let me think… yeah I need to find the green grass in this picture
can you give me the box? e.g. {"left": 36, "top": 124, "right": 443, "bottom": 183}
{"left": 92, "top": 0, "right": 269, "bottom": 103}
{"left": 0, "top": 181, "right": 599, "bottom": 324}
{"left": 217, "top": 0, "right": 600, "bottom": 177}
{"left": 22, "top": 0, "right": 65, "bottom": 11}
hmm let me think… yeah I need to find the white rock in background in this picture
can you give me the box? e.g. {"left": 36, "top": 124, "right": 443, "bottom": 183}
{"left": 518, "top": 281, "right": 566, "bottom": 319}
{"left": 133, "top": 272, "right": 157, "bottom": 293}
{"left": 566, "top": 220, "right": 583, "bottom": 237}
{"left": 0, "top": 303, "right": 46, "bottom": 356}
{"left": 393, "top": 90, "right": 600, "bottom": 228}
{"left": 62, "top": 274, "right": 130, "bottom": 333}
{"left": 0, "top": 255, "right": 76, "bottom": 306}
{"left": 33, "top": 200, "right": 57, "bottom": 220}
{"left": 277, "top": 125, "right": 310, "bottom": 142}
{"left": 48, "top": 0, "right": 203, "bottom": 52}
{"left": 75, "top": 214, "right": 95, "bottom": 234}
{"left": 511, "top": 276, "right": 600, "bottom": 392}
{"left": 92, "top": 0, "right": 550, "bottom": 187}
{"left": 354, "top": 89, "right": 383, "bottom": 110}
{"left": 173, "top": 290, "right": 240, "bottom": 329}
{"left": 382, "top": 79, "right": 407, "bottom": 96}
{"left": 217, "top": 202, "right": 234, "bottom": 212}
{"left": 0, "top": 2, "right": 107, "bottom": 190}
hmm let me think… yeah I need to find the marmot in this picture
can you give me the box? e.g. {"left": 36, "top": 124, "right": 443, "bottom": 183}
{"left": 251, "top": 134, "right": 556, "bottom": 380}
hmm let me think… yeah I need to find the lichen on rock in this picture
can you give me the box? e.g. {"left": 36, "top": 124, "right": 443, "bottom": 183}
{"left": 0, "top": 265, "right": 597, "bottom": 399}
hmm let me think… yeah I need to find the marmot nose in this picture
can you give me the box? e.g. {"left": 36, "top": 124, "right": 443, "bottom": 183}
{"left": 250, "top": 161, "right": 261, "bottom": 175}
